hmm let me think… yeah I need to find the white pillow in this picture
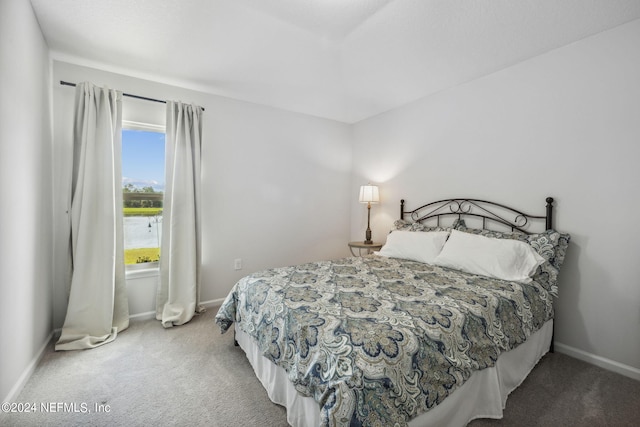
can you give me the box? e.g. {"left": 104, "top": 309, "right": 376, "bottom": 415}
{"left": 376, "top": 230, "right": 450, "bottom": 264}
{"left": 432, "top": 229, "right": 545, "bottom": 282}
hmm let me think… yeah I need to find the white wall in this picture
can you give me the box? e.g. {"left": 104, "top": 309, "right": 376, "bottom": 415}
{"left": 0, "top": 0, "right": 54, "bottom": 402}
{"left": 351, "top": 19, "right": 640, "bottom": 376}
{"left": 51, "top": 61, "right": 354, "bottom": 327}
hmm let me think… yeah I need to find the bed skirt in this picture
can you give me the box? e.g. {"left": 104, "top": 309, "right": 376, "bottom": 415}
{"left": 235, "top": 320, "right": 553, "bottom": 427}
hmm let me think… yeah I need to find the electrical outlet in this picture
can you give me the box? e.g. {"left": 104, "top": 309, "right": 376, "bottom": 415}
{"left": 234, "top": 258, "right": 242, "bottom": 270}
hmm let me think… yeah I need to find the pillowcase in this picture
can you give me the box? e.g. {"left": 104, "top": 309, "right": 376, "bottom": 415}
{"left": 376, "top": 230, "right": 450, "bottom": 264}
{"left": 432, "top": 229, "right": 546, "bottom": 282}
{"left": 451, "top": 218, "right": 467, "bottom": 229}
{"left": 456, "top": 225, "right": 570, "bottom": 270}
{"left": 393, "top": 219, "right": 449, "bottom": 233}
{"left": 527, "top": 230, "right": 570, "bottom": 297}
{"left": 451, "top": 224, "right": 570, "bottom": 296}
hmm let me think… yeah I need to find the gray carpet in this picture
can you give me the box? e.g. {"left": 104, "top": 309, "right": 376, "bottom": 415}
{"left": 2, "top": 309, "right": 638, "bottom": 426}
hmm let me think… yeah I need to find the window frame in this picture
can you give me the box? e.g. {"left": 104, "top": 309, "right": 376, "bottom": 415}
{"left": 122, "top": 121, "right": 166, "bottom": 273}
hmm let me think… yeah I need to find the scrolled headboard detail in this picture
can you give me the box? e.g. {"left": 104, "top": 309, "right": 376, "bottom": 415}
{"left": 400, "top": 197, "right": 554, "bottom": 234}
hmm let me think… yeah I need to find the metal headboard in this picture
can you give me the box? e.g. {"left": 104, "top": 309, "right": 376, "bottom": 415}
{"left": 400, "top": 197, "right": 554, "bottom": 234}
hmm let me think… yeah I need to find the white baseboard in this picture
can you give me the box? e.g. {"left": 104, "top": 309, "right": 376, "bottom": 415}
{"left": 200, "top": 297, "right": 225, "bottom": 309}
{"left": 554, "top": 342, "right": 640, "bottom": 381}
{"left": 128, "top": 298, "right": 225, "bottom": 322}
{"left": 3, "top": 332, "right": 54, "bottom": 403}
{"left": 128, "top": 310, "right": 157, "bottom": 322}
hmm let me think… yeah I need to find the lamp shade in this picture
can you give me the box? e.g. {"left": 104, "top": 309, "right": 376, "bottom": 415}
{"left": 359, "top": 185, "right": 379, "bottom": 204}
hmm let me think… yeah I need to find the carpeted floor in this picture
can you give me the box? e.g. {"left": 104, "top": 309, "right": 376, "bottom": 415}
{"left": 2, "top": 309, "right": 638, "bottom": 426}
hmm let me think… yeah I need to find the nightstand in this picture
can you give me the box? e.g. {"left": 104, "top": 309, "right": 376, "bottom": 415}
{"left": 348, "top": 241, "right": 383, "bottom": 256}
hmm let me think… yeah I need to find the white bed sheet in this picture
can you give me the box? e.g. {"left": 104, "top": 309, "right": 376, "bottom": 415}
{"left": 235, "top": 320, "right": 553, "bottom": 427}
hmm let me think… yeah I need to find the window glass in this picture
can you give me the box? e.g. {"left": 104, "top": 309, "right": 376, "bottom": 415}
{"left": 122, "top": 124, "right": 165, "bottom": 266}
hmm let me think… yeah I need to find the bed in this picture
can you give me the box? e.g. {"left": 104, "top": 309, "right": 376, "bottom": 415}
{"left": 215, "top": 197, "right": 570, "bottom": 426}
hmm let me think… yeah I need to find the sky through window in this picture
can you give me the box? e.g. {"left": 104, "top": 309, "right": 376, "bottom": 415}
{"left": 122, "top": 129, "right": 165, "bottom": 191}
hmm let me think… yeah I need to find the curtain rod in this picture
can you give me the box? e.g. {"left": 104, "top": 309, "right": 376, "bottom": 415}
{"left": 59, "top": 81, "right": 204, "bottom": 111}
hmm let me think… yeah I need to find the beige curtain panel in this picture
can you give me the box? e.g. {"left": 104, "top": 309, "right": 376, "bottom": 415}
{"left": 156, "top": 101, "right": 203, "bottom": 327}
{"left": 56, "top": 82, "right": 129, "bottom": 350}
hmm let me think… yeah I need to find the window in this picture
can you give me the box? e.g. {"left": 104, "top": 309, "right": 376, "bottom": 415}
{"left": 122, "top": 122, "right": 165, "bottom": 266}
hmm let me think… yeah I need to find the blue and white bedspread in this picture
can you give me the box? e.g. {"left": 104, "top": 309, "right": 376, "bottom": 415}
{"left": 215, "top": 255, "right": 554, "bottom": 426}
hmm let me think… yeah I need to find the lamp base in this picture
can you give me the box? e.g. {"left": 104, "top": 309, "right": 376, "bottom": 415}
{"left": 363, "top": 203, "right": 373, "bottom": 245}
{"left": 364, "top": 228, "right": 372, "bottom": 245}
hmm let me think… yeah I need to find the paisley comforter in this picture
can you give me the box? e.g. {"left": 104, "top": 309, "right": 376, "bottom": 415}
{"left": 215, "top": 255, "right": 554, "bottom": 426}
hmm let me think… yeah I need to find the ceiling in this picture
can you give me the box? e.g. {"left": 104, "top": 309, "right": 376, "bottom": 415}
{"left": 31, "top": 0, "right": 640, "bottom": 123}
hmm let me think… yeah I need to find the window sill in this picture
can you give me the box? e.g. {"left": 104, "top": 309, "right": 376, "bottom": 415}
{"left": 126, "top": 263, "right": 160, "bottom": 280}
